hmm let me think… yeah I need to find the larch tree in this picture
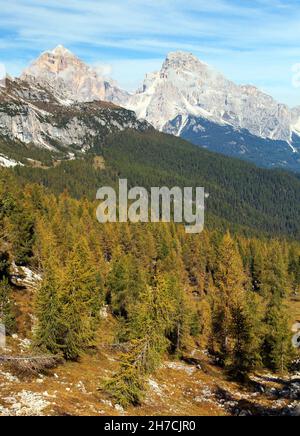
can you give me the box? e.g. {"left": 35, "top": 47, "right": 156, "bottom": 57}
{"left": 59, "top": 238, "right": 103, "bottom": 360}
{"left": 227, "top": 292, "right": 263, "bottom": 380}
{"left": 106, "top": 275, "right": 180, "bottom": 406}
{"left": 212, "top": 232, "right": 246, "bottom": 363}
{"left": 33, "top": 219, "right": 63, "bottom": 355}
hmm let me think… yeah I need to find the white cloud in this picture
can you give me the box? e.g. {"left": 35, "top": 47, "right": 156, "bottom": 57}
{"left": 0, "top": 1, "right": 278, "bottom": 46}
{"left": 93, "top": 63, "right": 113, "bottom": 78}
{"left": 1, "top": 1, "right": 299, "bottom": 54}
{"left": 0, "top": 1, "right": 299, "bottom": 105}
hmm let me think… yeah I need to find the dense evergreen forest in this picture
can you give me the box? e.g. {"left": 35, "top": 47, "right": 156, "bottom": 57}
{"left": 11, "top": 129, "right": 300, "bottom": 239}
{"left": 0, "top": 163, "right": 299, "bottom": 407}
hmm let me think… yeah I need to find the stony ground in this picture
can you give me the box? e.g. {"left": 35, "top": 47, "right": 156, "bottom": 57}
{"left": 0, "top": 272, "right": 299, "bottom": 417}
{"left": 0, "top": 330, "right": 299, "bottom": 417}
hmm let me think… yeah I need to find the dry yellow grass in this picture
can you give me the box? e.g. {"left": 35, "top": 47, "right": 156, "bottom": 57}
{"left": 93, "top": 156, "right": 106, "bottom": 170}
{"left": 1, "top": 285, "right": 299, "bottom": 416}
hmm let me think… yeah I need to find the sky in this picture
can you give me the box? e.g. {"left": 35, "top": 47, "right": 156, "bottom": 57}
{"left": 0, "top": 0, "right": 300, "bottom": 106}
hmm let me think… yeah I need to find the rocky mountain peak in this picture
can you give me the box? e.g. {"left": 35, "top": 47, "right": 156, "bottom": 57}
{"left": 50, "top": 44, "right": 73, "bottom": 56}
{"left": 23, "top": 45, "right": 88, "bottom": 78}
{"left": 158, "top": 51, "right": 216, "bottom": 87}
{"left": 0, "top": 76, "right": 149, "bottom": 155}
{"left": 163, "top": 51, "right": 208, "bottom": 70}
{"left": 2, "top": 46, "right": 300, "bottom": 171}
{"left": 21, "top": 46, "right": 128, "bottom": 105}
{"left": 125, "top": 51, "right": 296, "bottom": 143}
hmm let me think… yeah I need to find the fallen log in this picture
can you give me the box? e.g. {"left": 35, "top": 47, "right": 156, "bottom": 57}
{"left": 0, "top": 354, "right": 63, "bottom": 375}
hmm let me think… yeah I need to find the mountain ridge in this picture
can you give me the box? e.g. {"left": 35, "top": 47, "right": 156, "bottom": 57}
{"left": 125, "top": 50, "right": 299, "bottom": 140}
{"left": 0, "top": 76, "right": 149, "bottom": 155}
{"left": 124, "top": 50, "right": 300, "bottom": 170}
{"left": 1, "top": 45, "right": 300, "bottom": 171}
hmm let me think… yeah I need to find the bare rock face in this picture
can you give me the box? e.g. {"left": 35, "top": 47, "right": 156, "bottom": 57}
{"left": 14, "top": 47, "right": 300, "bottom": 146}
{"left": 21, "top": 45, "right": 129, "bottom": 105}
{"left": 0, "top": 77, "right": 149, "bottom": 153}
{"left": 125, "top": 51, "right": 298, "bottom": 143}
{"left": 2, "top": 46, "right": 300, "bottom": 170}
{"left": 292, "top": 106, "right": 300, "bottom": 135}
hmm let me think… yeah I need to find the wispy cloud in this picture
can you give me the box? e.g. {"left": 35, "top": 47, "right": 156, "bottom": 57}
{"left": 0, "top": 0, "right": 299, "bottom": 105}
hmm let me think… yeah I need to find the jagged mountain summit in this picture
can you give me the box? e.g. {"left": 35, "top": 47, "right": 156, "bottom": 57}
{"left": 125, "top": 51, "right": 300, "bottom": 170}
{"left": 126, "top": 51, "right": 294, "bottom": 141}
{"left": 22, "top": 45, "right": 129, "bottom": 105}
{"left": 1, "top": 46, "right": 300, "bottom": 171}
{"left": 0, "top": 46, "right": 146, "bottom": 162}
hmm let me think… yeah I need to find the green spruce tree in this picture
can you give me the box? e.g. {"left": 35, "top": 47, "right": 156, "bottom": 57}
{"left": 227, "top": 293, "right": 263, "bottom": 380}
{"left": 262, "top": 295, "right": 294, "bottom": 373}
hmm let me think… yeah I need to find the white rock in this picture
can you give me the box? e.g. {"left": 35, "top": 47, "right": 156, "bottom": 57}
{"left": 114, "top": 404, "right": 124, "bottom": 413}
{"left": 125, "top": 51, "right": 298, "bottom": 143}
{"left": 0, "top": 75, "right": 147, "bottom": 151}
{"left": 0, "top": 155, "right": 23, "bottom": 168}
{"left": 148, "top": 378, "right": 162, "bottom": 396}
{"left": 0, "top": 390, "right": 51, "bottom": 416}
{"left": 76, "top": 381, "right": 87, "bottom": 394}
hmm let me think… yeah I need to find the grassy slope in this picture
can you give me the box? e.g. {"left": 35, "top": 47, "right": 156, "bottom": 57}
{"left": 0, "top": 284, "right": 298, "bottom": 417}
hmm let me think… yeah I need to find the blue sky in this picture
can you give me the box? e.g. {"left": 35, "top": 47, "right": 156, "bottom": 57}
{"left": 0, "top": 0, "right": 300, "bottom": 106}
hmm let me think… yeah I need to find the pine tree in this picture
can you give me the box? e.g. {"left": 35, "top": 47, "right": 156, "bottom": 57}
{"left": 182, "top": 233, "right": 208, "bottom": 293}
{"left": 249, "top": 241, "right": 264, "bottom": 293}
{"left": 126, "top": 276, "right": 177, "bottom": 370}
{"left": 166, "top": 276, "right": 191, "bottom": 355}
{"left": 288, "top": 246, "right": 300, "bottom": 294}
{"left": 106, "top": 276, "right": 179, "bottom": 406}
{"left": 107, "top": 253, "right": 146, "bottom": 318}
{"left": 130, "top": 223, "right": 156, "bottom": 271}
{"left": 34, "top": 219, "right": 103, "bottom": 360}
{"left": 0, "top": 172, "right": 17, "bottom": 234}
{"left": 9, "top": 204, "right": 35, "bottom": 265}
{"left": 196, "top": 298, "right": 213, "bottom": 349}
{"left": 34, "top": 264, "right": 63, "bottom": 355}
{"left": 261, "top": 242, "right": 288, "bottom": 299}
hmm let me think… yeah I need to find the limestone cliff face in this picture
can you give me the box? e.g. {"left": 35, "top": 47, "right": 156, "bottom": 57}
{"left": 18, "top": 47, "right": 300, "bottom": 145}
{"left": 125, "top": 51, "right": 295, "bottom": 143}
{"left": 0, "top": 77, "right": 149, "bottom": 153}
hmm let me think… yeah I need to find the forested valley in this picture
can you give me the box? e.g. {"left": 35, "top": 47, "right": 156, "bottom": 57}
{"left": 1, "top": 165, "right": 299, "bottom": 411}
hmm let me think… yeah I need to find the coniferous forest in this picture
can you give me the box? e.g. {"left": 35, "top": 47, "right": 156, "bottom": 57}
{"left": 1, "top": 128, "right": 299, "bottom": 413}
{"left": 1, "top": 0, "right": 300, "bottom": 419}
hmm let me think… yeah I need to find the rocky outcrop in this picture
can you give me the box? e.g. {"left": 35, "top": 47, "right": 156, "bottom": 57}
{"left": 0, "top": 78, "right": 149, "bottom": 153}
